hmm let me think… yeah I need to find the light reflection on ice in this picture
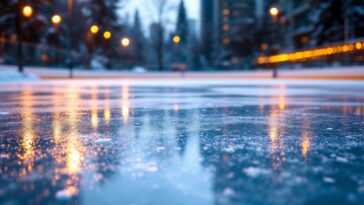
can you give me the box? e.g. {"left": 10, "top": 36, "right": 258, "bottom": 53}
{"left": 0, "top": 81, "right": 363, "bottom": 205}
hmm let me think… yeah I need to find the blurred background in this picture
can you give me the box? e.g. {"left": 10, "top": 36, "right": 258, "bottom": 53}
{"left": 1, "top": 0, "right": 364, "bottom": 71}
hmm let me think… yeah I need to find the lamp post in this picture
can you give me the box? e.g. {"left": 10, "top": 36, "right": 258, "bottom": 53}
{"left": 103, "top": 31, "right": 112, "bottom": 40}
{"left": 121, "top": 38, "right": 130, "bottom": 48}
{"left": 51, "top": 14, "right": 62, "bottom": 25}
{"left": 172, "top": 35, "right": 181, "bottom": 64}
{"left": 269, "top": 6, "right": 280, "bottom": 79}
{"left": 103, "top": 31, "right": 112, "bottom": 68}
{"left": 120, "top": 37, "right": 131, "bottom": 68}
{"left": 87, "top": 25, "right": 99, "bottom": 68}
{"left": 67, "top": 0, "right": 73, "bottom": 79}
{"left": 90, "top": 25, "right": 99, "bottom": 34}
{"left": 16, "top": 3, "right": 33, "bottom": 73}
{"left": 173, "top": 35, "right": 181, "bottom": 45}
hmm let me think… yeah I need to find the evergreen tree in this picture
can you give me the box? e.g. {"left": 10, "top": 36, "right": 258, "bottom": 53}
{"left": 133, "top": 10, "right": 145, "bottom": 64}
{"left": 86, "top": 0, "right": 119, "bottom": 29}
{"left": 0, "top": 0, "right": 52, "bottom": 43}
{"left": 175, "top": 0, "right": 188, "bottom": 44}
{"left": 84, "top": 0, "right": 121, "bottom": 68}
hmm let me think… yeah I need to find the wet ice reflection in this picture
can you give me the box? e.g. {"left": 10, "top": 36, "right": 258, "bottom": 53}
{"left": 0, "top": 82, "right": 363, "bottom": 205}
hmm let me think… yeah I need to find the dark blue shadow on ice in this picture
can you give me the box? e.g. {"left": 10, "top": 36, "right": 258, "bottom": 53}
{"left": 0, "top": 82, "right": 363, "bottom": 205}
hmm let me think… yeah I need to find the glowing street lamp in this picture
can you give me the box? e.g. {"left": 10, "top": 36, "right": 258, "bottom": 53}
{"left": 103, "top": 31, "right": 111, "bottom": 39}
{"left": 17, "top": 4, "right": 34, "bottom": 73}
{"left": 51, "top": 14, "right": 62, "bottom": 25}
{"left": 67, "top": 0, "right": 74, "bottom": 79}
{"left": 269, "top": 7, "right": 279, "bottom": 17}
{"left": 173, "top": 35, "right": 181, "bottom": 44}
{"left": 269, "top": 6, "right": 280, "bottom": 79}
{"left": 22, "top": 5, "right": 33, "bottom": 18}
{"left": 121, "top": 37, "right": 130, "bottom": 47}
{"left": 90, "top": 25, "right": 99, "bottom": 34}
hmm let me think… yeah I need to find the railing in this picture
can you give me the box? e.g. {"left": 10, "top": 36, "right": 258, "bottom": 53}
{"left": 256, "top": 39, "right": 364, "bottom": 67}
{"left": 0, "top": 38, "right": 137, "bottom": 70}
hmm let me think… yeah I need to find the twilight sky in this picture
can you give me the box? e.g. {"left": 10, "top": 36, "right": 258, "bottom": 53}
{"left": 120, "top": 0, "right": 200, "bottom": 35}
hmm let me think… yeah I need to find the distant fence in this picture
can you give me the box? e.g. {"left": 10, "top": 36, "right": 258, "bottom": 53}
{"left": 0, "top": 39, "right": 89, "bottom": 68}
{"left": 0, "top": 39, "right": 136, "bottom": 70}
{"left": 255, "top": 39, "right": 364, "bottom": 68}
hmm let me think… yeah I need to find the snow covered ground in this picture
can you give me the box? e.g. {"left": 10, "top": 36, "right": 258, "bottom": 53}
{"left": 1, "top": 64, "right": 364, "bottom": 80}
{"left": 0, "top": 71, "right": 38, "bottom": 82}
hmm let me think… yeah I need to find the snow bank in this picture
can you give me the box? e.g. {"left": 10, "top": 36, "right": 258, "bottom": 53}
{"left": 0, "top": 71, "right": 38, "bottom": 82}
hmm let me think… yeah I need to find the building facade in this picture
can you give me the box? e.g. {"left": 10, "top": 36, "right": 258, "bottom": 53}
{"left": 201, "top": 0, "right": 258, "bottom": 67}
{"left": 280, "top": 0, "right": 313, "bottom": 50}
{"left": 200, "top": 0, "right": 215, "bottom": 64}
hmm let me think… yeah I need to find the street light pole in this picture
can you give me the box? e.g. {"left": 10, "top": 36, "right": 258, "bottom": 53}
{"left": 67, "top": 0, "right": 73, "bottom": 79}
{"left": 269, "top": 7, "right": 280, "bottom": 79}
{"left": 88, "top": 25, "right": 99, "bottom": 68}
{"left": 16, "top": 1, "right": 23, "bottom": 73}
{"left": 15, "top": 3, "right": 33, "bottom": 73}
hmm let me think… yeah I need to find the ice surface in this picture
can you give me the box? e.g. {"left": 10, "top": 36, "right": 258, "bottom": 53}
{"left": 0, "top": 80, "right": 363, "bottom": 205}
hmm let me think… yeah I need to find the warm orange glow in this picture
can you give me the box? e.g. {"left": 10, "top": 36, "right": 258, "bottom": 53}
{"left": 121, "top": 37, "right": 131, "bottom": 47}
{"left": 67, "top": 147, "right": 81, "bottom": 173}
{"left": 257, "top": 41, "right": 364, "bottom": 64}
{"left": 223, "top": 38, "right": 230, "bottom": 45}
{"left": 103, "top": 31, "right": 112, "bottom": 39}
{"left": 302, "top": 134, "right": 310, "bottom": 158}
{"left": 19, "top": 88, "right": 36, "bottom": 176}
{"left": 278, "top": 85, "right": 286, "bottom": 110}
{"left": 104, "top": 90, "right": 111, "bottom": 125}
{"left": 51, "top": 14, "right": 62, "bottom": 24}
{"left": 223, "top": 9, "right": 230, "bottom": 15}
{"left": 121, "top": 83, "right": 130, "bottom": 123}
{"left": 269, "top": 7, "right": 279, "bottom": 17}
{"left": 65, "top": 85, "right": 84, "bottom": 177}
{"left": 91, "top": 87, "right": 98, "bottom": 130}
{"left": 356, "top": 42, "right": 362, "bottom": 50}
{"left": 90, "top": 25, "right": 99, "bottom": 34}
{"left": 22, "top": 5, "right": 33, "bottom": 18}
{"left": 173, "top": 35, "right": 181, "bottom": 44}
{"left": 268, "top": 108, "right": 286, "bottom": 169}
{"left": 261, "top": 43, "right": 268, "bottom": 51}
{"left": 223, "top": 24, "right": 230, "bottom": 31}
{"left": 52, "top": 89, "right": 62, "bottom": 144}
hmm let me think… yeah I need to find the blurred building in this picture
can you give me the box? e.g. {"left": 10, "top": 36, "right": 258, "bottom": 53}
{"left": 188, "top": 19, "right": 197, "bottom": 39}
{"left": 280, "top": 0, "right": 313, "bottom": 50}
{"left": 200, "top": 0, "right": 259, "bottom": 67}
{"left": 214, "top": 0, "right": 257, "bottom": 67}
{"left": 200, "top": 0, "right": 215, "bottom": 64}
{"left": 149, "top": 23, "right": 162, "bottom": 43}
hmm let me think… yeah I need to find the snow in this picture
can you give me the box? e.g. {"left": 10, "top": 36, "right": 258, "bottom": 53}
{"left": 243, "top": 167, "right": 270, "bottom": 178}
{"left": 55, "top": 186, "right": 78, "bottom": 201}
{"left": 0, "top": 71, "right": 38, "bottom": 82}
{"left": 323, "top": 177, "right": 335, "bottom": 184}
{"left": 146, "top": 163, "right": 159, "bottom": 172}
{"left": 156, "top": 146, "right": 166, "bottom": 152}
{"left": 95, "top": 138, "right": 112, "bottom": 144}
{"left": 222, "top": 188, "right": 235, "bottom": 196}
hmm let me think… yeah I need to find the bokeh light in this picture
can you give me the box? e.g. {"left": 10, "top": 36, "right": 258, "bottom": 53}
{"left": 103, "top": 31, "right": 112, "bottom": 39}
{"left": 22, "top": 5, "right": 33, "bottom": 18}
{"left": 90, "top": 25, "right": 99, "bottom": 34}
{"left": 51, "top": 14, "right": 62, "bottom": 25}
{"left": 121, "top": 38, "right": 130, "bottom": 47}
